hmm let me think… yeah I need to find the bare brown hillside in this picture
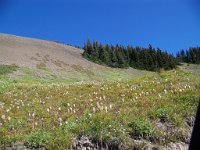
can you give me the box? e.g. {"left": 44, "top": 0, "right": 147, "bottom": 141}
{"left": 0, "top": 33, "right": 101, "bottom": 69}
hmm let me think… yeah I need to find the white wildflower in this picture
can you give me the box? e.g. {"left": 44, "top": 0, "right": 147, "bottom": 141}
{"left": 7, "top": 116, "right": 11, "bottom": 121}
{"left": 1, "top": 115, "right": 5, "bottom": 120}
{"left": 109, "top": 104, "right": 112, "bottom": 110}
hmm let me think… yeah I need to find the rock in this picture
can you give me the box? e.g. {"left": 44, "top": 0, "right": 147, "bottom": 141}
{"left": 133, "top": 140, "right": 159, "bottom": 150}
{"left": 185, "top": 117, "right": 195, "bottom": 127}
{"left": 5, "top": 142, "right": 32, "bottom": 150}
{"left": 162, "top": 142, "right": 188, "bottom": 150}
{"left": 74, "top": 136, "right": 95, "bottom": 150}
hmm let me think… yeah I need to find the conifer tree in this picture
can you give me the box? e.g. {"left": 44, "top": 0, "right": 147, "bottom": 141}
{"left": 82, "top": 39, "right": 177, "bottom": 71}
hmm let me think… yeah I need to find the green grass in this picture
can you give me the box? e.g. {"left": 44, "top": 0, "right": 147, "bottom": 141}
{"left": 0, "top": 67, "right": 199, "bottom": 149}
{"left": 0, "top": 65, "right": 18, "bottom": 76}
{"left": 128, "top": 118, "right": 154, "bottom": 138}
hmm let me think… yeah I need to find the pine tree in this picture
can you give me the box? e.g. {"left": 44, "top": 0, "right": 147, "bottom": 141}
{"left": 82, "top": 40, "right": 177, "bottom": 71}
{"left": 99, "top": 43, "right": 109, "bottom": 64}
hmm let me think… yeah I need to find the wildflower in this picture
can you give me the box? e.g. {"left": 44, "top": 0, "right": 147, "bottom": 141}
{"left": 70, "top": 107, "right": 73, "bottom": 112}
{"left": 97, "top": 102, "right": 100, "bottom": 108}
{"left": 98, "top": 106, "right": 102, "bottom": 111}
{"left": 32, "top": 113, "right": 35, "bottom": 118}
{"left": 105, "top": 106, "right": 108, "bottom": 113}
{"left": 58, "top": 117, "right": 62, "bottom": 122}
{"left": 47, "top": 108, "right": 50, "bottom": 112}
{"left": 109, "top": 104, "right": 112, "bottom": 110}
{"left": 7, "top": 116, "right": 11, "bottom": 121}
{"left": 92, "top": 107, "right": 96, "bottom": 113}
{"left": 164, "top": 89, "right": 167, "bottom": 94}
{"left": 1, "top": 115, "right": 5, "bottom": 120}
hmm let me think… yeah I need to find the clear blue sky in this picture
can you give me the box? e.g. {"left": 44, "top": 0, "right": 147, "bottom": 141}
{"left": 0, "top": 0, "right": 200, "bottom": 54}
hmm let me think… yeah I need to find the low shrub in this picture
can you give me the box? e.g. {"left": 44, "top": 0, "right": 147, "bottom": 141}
{"left": 26, "top": 130, "right": 51, "bottom": 149}
{"left": 0, "top": 64, "right": 18, "bottom": 75}
{"left": 128, "top": 118, "right": 154, "bottom": 139}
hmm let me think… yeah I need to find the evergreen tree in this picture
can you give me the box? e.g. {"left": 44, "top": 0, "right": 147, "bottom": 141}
{"left": 176, "top": 47, "right": 200, "bottom": 64}
{"left": 82, "top": 39, "right": 177, "bottom": 71}
{"left": 99, "top": 43, "right": 109, "bottom": 64}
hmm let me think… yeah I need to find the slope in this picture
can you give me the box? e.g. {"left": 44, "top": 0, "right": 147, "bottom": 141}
{"left": 0, "top": 33, "right": 147, "bottom": 83}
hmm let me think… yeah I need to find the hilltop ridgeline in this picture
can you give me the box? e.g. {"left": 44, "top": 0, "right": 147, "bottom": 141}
{"left": 82, "top": 40, "right": 177, "bottom": 71}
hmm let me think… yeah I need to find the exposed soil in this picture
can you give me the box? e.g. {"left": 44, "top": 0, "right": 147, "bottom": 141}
{"left": 0, "top": 33, "right": 102, "bottom": 70}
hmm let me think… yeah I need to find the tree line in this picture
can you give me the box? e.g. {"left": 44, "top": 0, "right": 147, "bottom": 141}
{"left": 82, "top": 40, "right": 177, "bottom": 71}
{"left": 176, "top": 47, "right": 200, "bottom": 64}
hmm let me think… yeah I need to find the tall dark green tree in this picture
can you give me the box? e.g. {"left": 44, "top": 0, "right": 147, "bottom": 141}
{"left": 83, "top": 39, "right": 177, "bottom": 71}
{"left": 176, "top": 47, "right": 200, "bottom": 64}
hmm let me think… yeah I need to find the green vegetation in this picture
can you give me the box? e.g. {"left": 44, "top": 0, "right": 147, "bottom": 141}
{"left": 26, "top": 130, "right": 51, "bottom": 148}
{"left": 83, "top": 40, "right": 177, "bottom": 71}
{"left": 0, "top": 64, "right": 18, "bottom": 75}
{"left": 128, "top": 118, "right": 154, "bottom": 138}
{"left": 177, "top": 47, "right": 200, "bottom": 64}
{"left": 0, "top": 65, "right": 199, "bottom": 149}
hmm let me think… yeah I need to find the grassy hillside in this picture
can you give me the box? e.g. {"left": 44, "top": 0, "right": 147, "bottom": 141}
{"left": 0, "top": 64, "right": 199, "bottom": 149}
{"left": 0, "top": 33, "right": 147, "bottom": 84}
{"left": 0, "top": 34, "right": 199, "bottom": 149}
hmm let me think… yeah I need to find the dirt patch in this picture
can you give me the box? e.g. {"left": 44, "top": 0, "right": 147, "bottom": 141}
{"left": 36, "top": 63, "right": 46, "bottom": 69}
{"left": 71, "top": 64, "right": 95, "bottom": 76}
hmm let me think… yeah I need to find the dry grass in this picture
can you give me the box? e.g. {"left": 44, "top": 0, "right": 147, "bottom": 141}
{"left": 36, "top": 63, "right": 46, "bottom": 69}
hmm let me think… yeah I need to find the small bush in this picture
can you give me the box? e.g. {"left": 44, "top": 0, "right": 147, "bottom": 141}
{"left": 47, "top": 128, "right": 73, "bottom": 150}
{"left": 4, "top": 119, "right": 26, "bottom": 130}
{"left": 65, "top": 112, "right": 130, "bottom": 147}
{"left": 0, "top": 64, "right": 18, "bottom": 75}
{"left": 173, "top": 93, "right": 199, "bottom": 107}
{"left": 26, "top": 130, "right": 51, "bottom": 149}
{"left": 154, "top": 107, "right": 172, "bottom": 122}
{"left": 36, "top": 63, "right": 46, "bottom": 69}
{"left": 128, "top": 118, "right": 154, "bottom": 138}
{"left": 0, "top": 133, "right": 20, "bottom": 149}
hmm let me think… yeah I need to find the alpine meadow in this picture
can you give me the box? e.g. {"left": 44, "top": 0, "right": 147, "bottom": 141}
{"left": 1, "top": 0, "right": 200, "bottom": 149}
{"left": 0, "top": 34, "right": 200, "bottom": 150}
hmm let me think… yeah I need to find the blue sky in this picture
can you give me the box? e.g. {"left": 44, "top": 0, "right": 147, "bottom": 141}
{"left": 0, "top": 0, "right": 200, "bottom": 54}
